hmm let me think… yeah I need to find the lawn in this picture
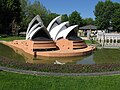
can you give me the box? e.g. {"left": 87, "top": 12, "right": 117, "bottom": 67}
{"left": 85, "top": 40, "right": 98, "bottom": 44}
{"left": 0, "top": 35, "right": 97, "bottom": 44}
{"left": 94, "top": 48, "right": 120, "bottom": 64}
{"left": 0, "top": 71, "right": 120, "bottom": 90}
{"left": 0, "top": 36, "right": 25, "bottom": 41}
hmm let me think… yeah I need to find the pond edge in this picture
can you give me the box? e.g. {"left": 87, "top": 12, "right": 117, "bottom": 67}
{"left": 1, "top": 66, "right": 120, "bottom": 76}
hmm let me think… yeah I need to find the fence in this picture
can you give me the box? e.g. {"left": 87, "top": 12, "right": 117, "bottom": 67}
{"left": 96, "top": 32, "right": 120, "bottom": 48}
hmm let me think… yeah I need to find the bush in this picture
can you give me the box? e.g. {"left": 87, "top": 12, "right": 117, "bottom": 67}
{"left": 1, "top": 34, "right": 8, "bottom": 38}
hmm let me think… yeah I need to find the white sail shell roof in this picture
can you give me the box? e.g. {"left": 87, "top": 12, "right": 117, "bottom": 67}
{"left": 26, "top": 15, "right": 43, "bottom": 36}
{"left": 47, "top": 16, "right": 61, "bottom": 32}
{"left": 55, "top": 25, "right": 78, "bottom": 40}
{"left": 28, "top": 26, "right": 51, "bottom": 40}
{"left": 49, "top": 21, "right": 69, "bottom": 40}
{"left": 26, "top": 15, "right": 50, "bottom": 40}
{"left": 26, "top": 22, "right": 42, "bottom": 40}
{"left": 26, "top": 15, "right": 78, "bottom": 41}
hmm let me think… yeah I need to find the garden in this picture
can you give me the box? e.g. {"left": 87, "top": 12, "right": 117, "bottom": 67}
{"left": 0, "top": 0, "right": 120, "bottom": 89}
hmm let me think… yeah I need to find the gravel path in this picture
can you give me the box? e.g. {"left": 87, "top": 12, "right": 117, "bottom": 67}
{"left": 0, "top": 66, "right": 120, "bottom": 76}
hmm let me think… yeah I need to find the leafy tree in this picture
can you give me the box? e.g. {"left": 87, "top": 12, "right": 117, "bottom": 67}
{"left": 83, "top": 18, "right": 95, "bottom": 25}
{"left": 111, "top": 2, "right": 120, "bottom": 32}
{"left": 111, "top": 8, "right": 120, "bottom": 32}
{"left": 20, "top": 0, "right": 31, "bottom": 32}
{"left": 61, "top": 14, "right": 68, "bottom": 22}
{"left": 0, "top": 0, "right": 21, "bottom": 34}
{"left": 28, "top": 0, "right": 49, "bottom": 27}
{"left": 94, "top": 0, "right": 114, "bottom": 30}
{"left": 81, "top": 19, "right": 87, "bottom": 26}
{"left": 46, "top": 13, "right": 59, "bottom": 27}
{"left": 69, "top": 11, "right": 83, "bottom": 27}
{"left": 20, "top": 0, "right": 50, "bottom": 32}
{"left": 20, "top": 0, "right": 60, "bottom": 32}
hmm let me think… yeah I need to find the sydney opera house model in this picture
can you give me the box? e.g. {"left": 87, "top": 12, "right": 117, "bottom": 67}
{"left": 6, "top": 15, "right": 95, "bottom": 57}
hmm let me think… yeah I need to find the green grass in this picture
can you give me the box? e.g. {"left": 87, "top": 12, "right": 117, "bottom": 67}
{"left": 85, "top": 40, "right": 98, "bottom": 44}
{"left": 0, "top": 35, "right": 97, "bottom": 44}
{"left": 94, "top": 49, "right": 120, "bottom": 64}
{"left": 0, "top": 71, "right": 120, "bottom": 90}
{"left": 0, "top": 36, "right": 25, "bottom": 41}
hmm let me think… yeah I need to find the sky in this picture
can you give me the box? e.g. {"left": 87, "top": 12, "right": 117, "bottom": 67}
{"left": 30, "top": 0, "right": 120, "bottom": 19}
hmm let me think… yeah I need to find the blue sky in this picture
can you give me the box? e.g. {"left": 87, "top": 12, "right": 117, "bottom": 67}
{"left": 30, "top": 0, "right": 120, "bottom": 19}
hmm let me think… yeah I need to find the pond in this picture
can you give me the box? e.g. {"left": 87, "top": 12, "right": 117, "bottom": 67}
{"left": 0, "top": 43, "right": 120, "bottom": 65}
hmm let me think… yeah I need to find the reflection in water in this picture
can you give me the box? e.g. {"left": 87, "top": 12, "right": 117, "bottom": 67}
{"left": 0, "top": 43, "right": 25, "bottom": 62}
{"left": 76, "top": 55, "right": 95, "bottom": 65}
{"left": 0, "top": 43, "right": 94, "bottom": 65}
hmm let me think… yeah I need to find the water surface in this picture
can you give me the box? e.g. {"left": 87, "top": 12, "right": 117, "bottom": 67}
{"left": 9, "top": 45, "right": 88, "bottom": 64}
{"left": 0, "top": 43, "right": 120, "bottom": 65}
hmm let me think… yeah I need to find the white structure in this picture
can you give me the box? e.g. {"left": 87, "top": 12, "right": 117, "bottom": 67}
{"left": 97, "top": 32, "right": 120, "bottom": 48}
{"left": 55, "top": 25, "right": 78, "bottom": 40}
{"left": 26, "top": 15, "right": 50, "bottom": 40}
{"left": 47, "top": 16, "right": 61, "bottom": 32}
{"left": 26, "top": 15, "right": 44, "bottom": 37}
{"left": 26, "top": 15, "right": 79, "bottom": 41}
{"left": 49, "top": 21, "right": 69, "bottom": 40}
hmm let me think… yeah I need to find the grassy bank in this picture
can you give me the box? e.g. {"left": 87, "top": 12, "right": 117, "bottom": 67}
{"left": 0, "top": 35, "right": 97, "bottom": 44}
{"left": 85, "top": 40, "right": 98, "bottom": 44}
{"left": 94, "top": 49, "right": 120, "bottom": 64}
{"left": 0, "top": 71, "right": 120, "bottom": 90}
{"left": 0, "top": 36, "right": 25, "bottom": 41}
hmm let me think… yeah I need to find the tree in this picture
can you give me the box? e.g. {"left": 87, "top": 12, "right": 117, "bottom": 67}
{"left": 28, "top": 1, "right": 49, "bottom": 27}
{"left": 20, "top": 0, "right": 30, "bottom": 32}
{"left": 20, "top": 0, "right": 60, "bottom": 31}
{"left": 83, "top": 18, "right": 95, "bottom": 25}
{"left": 0, "top": 0, "right": 21, "bottom": 34}
{"left": 69, "top": 11, "right": 83, "bottom": 27}
{"left": 111, "top": 2, "right": 120, "bottom": 32}
{"left": 20, "top": 0, "right": 49, "bottom": 28}
{"left": 111, "top": 8, "right": 120, "bottom": 32}
{"left": 94, "top": 0, "right": 114, "bottom": 30}
{"left": 19, "top": 0, "right": 50, "bottom": 32}
{"left": 61, "top": 14, "right": 68, "bottom": 22}
{"left": 46, "top": 13, "right": 59, "bottom": 27}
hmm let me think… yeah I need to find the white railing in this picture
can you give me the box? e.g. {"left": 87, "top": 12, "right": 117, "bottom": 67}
{"left": 97, "top": 32, "right": 120, "bottom": 48}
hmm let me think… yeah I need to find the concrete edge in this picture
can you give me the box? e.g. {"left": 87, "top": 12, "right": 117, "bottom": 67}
{"left": 1, "top": 66, "right": 120, "bottom": 76}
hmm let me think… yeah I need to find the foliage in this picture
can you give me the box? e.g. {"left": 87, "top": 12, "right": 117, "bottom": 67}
{"left": 111, "top": 3, "right": 120, "bottom": 32}
{"left": 29, "top": 1, "right": 49, "bottom": 27}
{"left": 0, "top": 0, "right": 119, "bottom": 35}
{"left": 69, "top": 11, "right": 83, "bottom": 27}
{"left": 19, "top": 0, "right": 60, "bottom": 30}
{"left": 1, "top": 71, "right": 120, "bottom": 90}
{"left": 0, "top": 36, "right": 25, "bottom": 41}
{"left": 94, "top": 49, "right": 120, "bottom": 64}
{"left": 61, "top": 14, "right": 69, "bottom": 22}
{"left": 46, "top": 13, "right": 59, "bottom": 27}
{"left": 94, "top": 0, "right": 114, "bottom": 30}
{"left": 0, "top": 0, "right": 21, "bottom": 34}
{"left": 84, "top": 40, "right": 98, "bottom": 44}
{"left": 82, "top": 18, "right": 95, "bottom": 25}
{"left": 20, "top": 0, "right": 50, "bottom": 31}
{"left": 94, "top": 0, "right": 120, "bottom": 32}
{"left": 19, "top": 0, "right": 31, "bottom": 31}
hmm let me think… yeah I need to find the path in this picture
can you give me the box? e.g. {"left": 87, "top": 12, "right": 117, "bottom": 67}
{"left": 1, "top": 66, "right": 120, "bottom": 76}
